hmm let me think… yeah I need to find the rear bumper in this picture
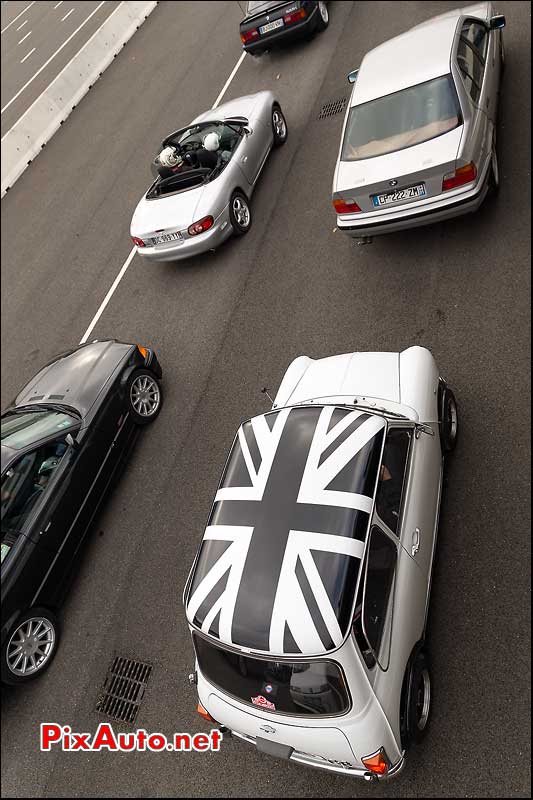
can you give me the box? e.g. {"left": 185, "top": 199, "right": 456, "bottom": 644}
{"left": 242, "top": 6, "right": 319, "bottom": 54}
{"left": 336, "top": 163, "right": 491, "bottom": 238}
{"left": 231, "top": 728, "right": 405, "bottom": 781}
{"left": 136, "top": 205, "right": 232, "bottom": 262}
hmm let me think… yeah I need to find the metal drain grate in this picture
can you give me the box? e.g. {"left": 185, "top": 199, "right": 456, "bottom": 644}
{"left": 96, "top": 656, "right": 152, "bottom": 724}
{"left": 318, "top": 97, "right": 347, "bottom": 119}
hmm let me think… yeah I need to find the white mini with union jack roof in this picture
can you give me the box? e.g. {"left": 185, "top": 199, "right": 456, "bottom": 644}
{"left": 184, "top": 346, "right": 458, "bottom": 780}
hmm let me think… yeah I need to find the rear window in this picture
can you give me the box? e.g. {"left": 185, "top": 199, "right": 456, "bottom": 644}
{"left": 341, "top": 75, "right": 461, "bottom": 161}
{"left": 194, "top": 634, "right": 350, "bottom": 716}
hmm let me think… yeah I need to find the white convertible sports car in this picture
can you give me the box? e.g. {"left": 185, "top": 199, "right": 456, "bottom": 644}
{"left": 130, "top": 91, "right": 287, "bottom": 262}
{"left": 184, "top": 346, "right": 458, "bottom": 780}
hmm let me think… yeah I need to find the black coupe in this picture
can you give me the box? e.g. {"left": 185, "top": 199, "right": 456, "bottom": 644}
{"left": 1, "top": 339, "right": 162, "bottom": 685}
{"left": 239, "top": 1, "right": 329, "bottom": 55}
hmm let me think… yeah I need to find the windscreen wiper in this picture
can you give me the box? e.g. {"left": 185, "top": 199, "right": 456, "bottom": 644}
{"left": 351, "top": 401, "right": 408, "bottom": 420}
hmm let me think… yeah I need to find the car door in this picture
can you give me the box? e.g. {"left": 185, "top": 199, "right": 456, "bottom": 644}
{"left": 399, "top": 425, "right": 442, "bottom": 597}
{"left": 461, "top": 19, "right": 497, "bottom": 122}
{"left": 236, "top": 108, "right": 272, "bottom": 185}
{"left": 456, "top": 20, "right": 493, "bottom": 168}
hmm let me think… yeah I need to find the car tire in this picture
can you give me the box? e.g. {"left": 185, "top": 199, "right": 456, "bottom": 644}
{"left": 126, "top": 368, "right": 163, "bottom": 426}
{"left": 2, "top": 608, "right": 60, "bottom": 686}
{"left": 229, "top": 191, "right": 252, "bottom": 235}
{"left": 271, "top": 104, "right": 288, "bottom": 146}
{"left": 439, "top": 385, "right": 458, "bottom": 453}
{"left": 401, "top": 649, "right": 431, "bottom": 748}
{"left": 315, "top": 1, "right": 329, "bottom": 31}
{"left": 489, "top": 139, "right": 500, "bottom": 193}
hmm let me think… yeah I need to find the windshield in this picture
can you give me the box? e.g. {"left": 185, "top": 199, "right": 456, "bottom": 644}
{"left": 194, "top": 634, "right": 350, "bottom": 716}
{"left": 341, "top": 75, "right": 461, "bottom": 161}
{"left": 1, "top": 409, "right": 78, "bottom": 451}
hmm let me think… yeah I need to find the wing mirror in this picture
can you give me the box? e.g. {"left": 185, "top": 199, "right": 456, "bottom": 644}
{"left": 243, "top": 126, "right": 253, "bottom": 136}
{"left": 489, "top": 14, "right": 506, "bottom": 29}
{"left": 347, "top": 69, "right": 359, "bottom": 84}
{"left": 65, "top": 433, "right": 79, "bottom": 450}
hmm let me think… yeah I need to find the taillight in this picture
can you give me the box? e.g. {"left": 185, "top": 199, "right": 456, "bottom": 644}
{"left": 188, "top": 215, "right": 214, "bottom": 236}
{"left": 362, "top": 749, "right": 389, "bottom": 776}
{"left": 284, "top": 7, "right": 306, "bottom": 24}
{"left": 131, "top": 236, "right": 146, "bottom": 247}
{"left": 197, "top": 702, "right": 216, "bottom": 724}
{"left": 442, "top": 162, "right": 477, "bottom": 191}
{"left": 240, "top": 28, "right": 259, "bottom": 43}
{"left": 333, "top": 198, "right": 362, "bottom": 214}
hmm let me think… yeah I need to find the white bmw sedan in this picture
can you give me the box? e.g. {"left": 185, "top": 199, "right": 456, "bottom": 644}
{"left": 332, "top": 3, "right": 505, "bottom": 240}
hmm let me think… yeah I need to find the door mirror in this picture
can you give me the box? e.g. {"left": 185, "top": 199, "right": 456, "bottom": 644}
{"left": 347, "top": 69, "right": 359, "bottom": 84}
{"left": 243, "top": 126, "right": 253, "bottom": 136}
{"left": 489, "top": 14, "right": 506, "bottom": 29}
{"left": 65, "top": 433, "right": 79, "bottom": 450}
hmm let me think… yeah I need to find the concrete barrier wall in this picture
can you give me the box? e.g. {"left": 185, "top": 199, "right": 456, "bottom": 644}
{"left": 1, "top": 1, "right": 157, "bottom": 198}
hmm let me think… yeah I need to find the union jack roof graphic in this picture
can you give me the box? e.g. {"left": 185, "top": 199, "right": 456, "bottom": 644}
{"left": 186, "top": 405, "right": 386, "bottom": 656}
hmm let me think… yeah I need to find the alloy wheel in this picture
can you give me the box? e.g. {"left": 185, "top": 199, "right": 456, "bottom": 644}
{"left": 272, "top": 109, "right": 287, "bottom": 140}
{"left": 232, "top": 196, "right": 250, "bottom": 228}
{"left": 415, "top": 667, "right": 431, "bottom": 731}
{"left": 130, "top": 374, "right": 161, "bottom": 418}
{"left": 7, "top": 617, "right": 55, "bottom": 676}
{"left": 319, "top": 1, "right": 328, "bottom": 23}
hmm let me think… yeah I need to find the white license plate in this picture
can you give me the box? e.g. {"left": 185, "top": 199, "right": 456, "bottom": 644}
{"left": 372, "top": 183, "right": 426, "bottom": 207}
{"left": 153, "top": 231, "right": 183, "bottom": 245}
{"left": 259, "top": 18, "right": 284, "bottom": 34}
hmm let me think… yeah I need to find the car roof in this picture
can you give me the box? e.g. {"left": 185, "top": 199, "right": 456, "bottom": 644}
{"left": 186, "top": 405, "right": 386, "bottom": 658}
{"left": 352, "top": 14, "right": 460, "bottom": 106}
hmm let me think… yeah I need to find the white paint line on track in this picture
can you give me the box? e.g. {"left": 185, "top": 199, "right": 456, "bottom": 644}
{"left": 61, "top": 8, "right": 75, "bottom": 23}
{"left": 1, "top": 1, "right": 106, "bottom": 114}
{"left": 18, "top": 30, "right": 32, "bottom": 46}
{"left": 79, "top": 247, "right": 137, "bottom": 344}
{"left": 1, "top": 1, "right": 35, "bottom": 34}
{"left": 54, "top": 1, "right": 64, "bottom": 9}
{"left": 20, "top": 47, "right": 36, "bottom": 64}
{"left": 212, "top": 51, "right": 246, "bottom": 109}
{"left": 16, "top": 20, "right": 29, "bottom": 32}
{"left": 79, "top": 49, "right": 248, "bottom": 345}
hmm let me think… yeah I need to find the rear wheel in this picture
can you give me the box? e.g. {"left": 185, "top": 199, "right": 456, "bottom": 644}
{"left": 2, "top": 609, "right": 60, "bottom": 686}
{"left": 401, "top": 649, "right": 431, "bottom": 748}
{"left": 315, "top": 1, "right": 329, "bottom": 31}
{"left": 229, "top": 191, "right": 252, "bottom": 235}
{"left": 127, "top": 369, "right": 163, "bottom": 425}
{"left": 489, "top": 138, "right": 500, "bottom": 192}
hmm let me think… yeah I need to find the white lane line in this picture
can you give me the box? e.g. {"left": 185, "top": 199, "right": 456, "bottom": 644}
{"left": 79, "top": 247, "right": 137, "bottom": 344}
{"left": 79, "top": 49, "right": 248, "bottom": 344}
{"left": 1, "top": 1, "right": 35, "bottom": 34}
{"left": 20, "top": 47, "right": 36, "bottom": 64}
{"left": 212, "top": 51, "right": 246, "bottom": 108}
{"left": 1, "top": 1, "right": 106, "bottom": 114}
{"left": 16, "top": 20, "right": 29, "bottom": 32}
{"left": 18, "top": 30, "right": 32, "bottom": 45}
{"left": 61, "top": 8, "right": 74, "bottom": 22}
{"left": 54, "top": 1, "right": 64, "bottom": 8}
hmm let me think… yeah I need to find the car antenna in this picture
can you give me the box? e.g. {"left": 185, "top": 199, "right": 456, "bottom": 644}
{"left": 261, "top": 387, "right": 274, "bottom": 404}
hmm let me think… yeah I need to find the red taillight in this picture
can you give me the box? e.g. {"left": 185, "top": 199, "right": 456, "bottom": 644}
{"left": 188, "top": 215, "right": 214, "bottom": 236}
{"left": 131, "top": 236, "right": 146, "bottom": 247}
{"left": 333, "top": 198, "right": 362, "bottom": 214}
{"left": 284, "top": 7, "right": 306, "bottom": 24}
{"left": 240, "top": 28, "right": 259, "bottom": 43}
{"left": 197, "top": 702, "right": 215, "bottom": 724}
{"left": 442, "top": 162, "right": 477, "bottom": 191}
{"left": 362, "top": 750, "right": 389, "bottom": 776}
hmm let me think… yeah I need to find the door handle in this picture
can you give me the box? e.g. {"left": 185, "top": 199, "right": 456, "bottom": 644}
{"left": 241, "top": 155, "right": 248, "bottom": 163}
{"left": 411, "top": 527, "right": 420, "bottom": 556}
{"left": 39, "top": 521, "right": 52, "bottom": 536}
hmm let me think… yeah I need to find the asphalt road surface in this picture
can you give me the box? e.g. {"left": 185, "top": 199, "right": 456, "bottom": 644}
{"left": 1, "top": 0, "right": 120, "bottom": 135}
{"left": 0, "top": 1, "right": 531, "bottom": 797}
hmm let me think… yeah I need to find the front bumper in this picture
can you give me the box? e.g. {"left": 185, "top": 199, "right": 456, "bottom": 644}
{"left": 336, "top": 163, "right": 491, "bottom": 238}
{"left": 135, "top": 205, "right": 232, "bottom": 262}
{"left": 231, "top": 728, "right": 405, "bottom": 781}
{"left": 242, "top": 7, "right": 319, "bottom": 54}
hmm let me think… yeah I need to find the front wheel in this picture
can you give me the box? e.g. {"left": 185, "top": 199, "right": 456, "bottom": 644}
{"left": 439, "top": 385, "right": 458, "bottom": 453}
{"left": 271, "top": 104, "right": 288, "bottom": 146}
{"left": 127, "top": 369, "right": 163, "bottom": 425}
{"left": 315, "top": 1, "right": 329, "bottom": 31}
{"left": 229, "top": 191, "right": 252, "bottom": 235}
{"left": 2, "top": 609, "right": 60, "bottom": 686}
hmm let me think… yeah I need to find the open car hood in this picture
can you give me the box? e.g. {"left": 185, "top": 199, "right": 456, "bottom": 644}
{"left": 131, "top": 184, "right": 205, "bottom": 237}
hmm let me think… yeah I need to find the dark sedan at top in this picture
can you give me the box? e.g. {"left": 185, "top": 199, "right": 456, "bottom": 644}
{"left": 239, "top": 1, "right": 329, "bottom": 55}
{"left": 1, "top": 339, "right": 162, "bottom": 685}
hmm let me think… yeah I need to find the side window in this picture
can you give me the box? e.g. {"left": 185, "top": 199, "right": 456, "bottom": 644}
{"left": 457, "top": 22, "right": 486, "bottom": 102}
{"left": 362, "top": 526, "right": 397, "bottom": 658}
{"left": 375, "top": 428, "right": 411, "bottom": 535}
{"left": 1, "top": 439, "right": 68, "bottom": 536}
